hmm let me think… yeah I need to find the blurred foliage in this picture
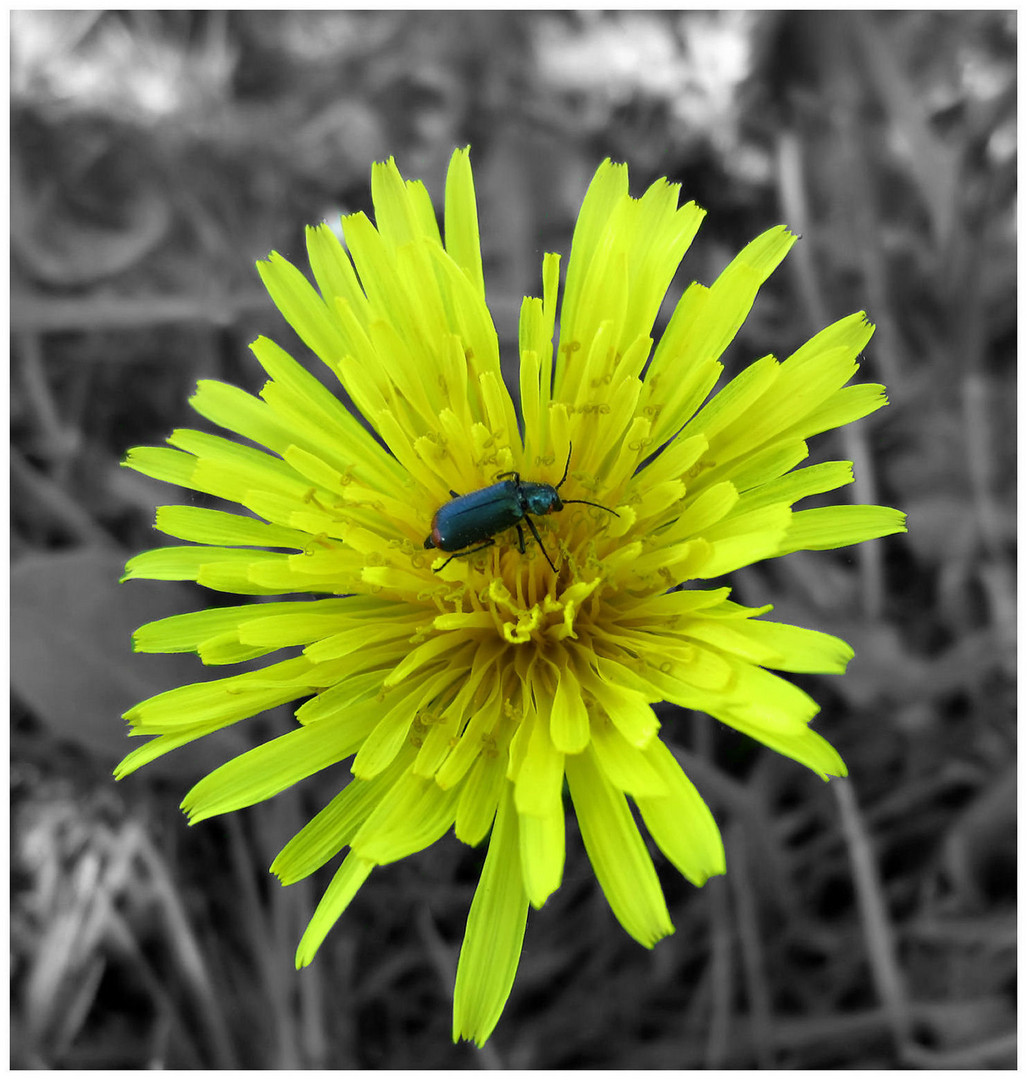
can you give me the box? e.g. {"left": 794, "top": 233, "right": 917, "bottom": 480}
{"left": 10, "top": 10, "right": 1015, "bottom": 1070}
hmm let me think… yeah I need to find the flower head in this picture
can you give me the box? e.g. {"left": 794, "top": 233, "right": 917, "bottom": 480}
{"left": 119, "top": 148, "right": 905, "bottom": 1044}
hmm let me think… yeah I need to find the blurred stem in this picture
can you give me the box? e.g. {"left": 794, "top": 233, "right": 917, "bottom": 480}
{"left": 775, "top": 87, "right": 886, "bottom": 621}
{"left": 848, "top": 11, "right": 958, "bottom": 248}
{"left": 961, "top": 374, "right": 1016, "bottom": 648}
{"left": 944, "top": 174, "right": 1015, "bottom": 649}
{"left": 295, "top": 893, "right": 329, "bottom": 1068}
{"left": 226, "top": 812, "right": 300, "bottom": 1069}
{"left": 693, "top": 711, "right": 733, "bottom": 1067}
{"left": 135, "top": 825, "right": 237, "bottom": 1068}
{"left": 703, "top": 876, "right": 732, "bottom": 1068}
{"left": 727, "top": 824, "right": 773, "bottom": 1068}
{"left": 833, "top": 780, "right": 915, "bottom": 1056}
{"left": 255, "top": 793, "right": 331, "bottom": 1068}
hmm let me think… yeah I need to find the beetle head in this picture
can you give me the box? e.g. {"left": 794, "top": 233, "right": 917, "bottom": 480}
{"left": 521, "top": 483, "right": 563, "bottom": 516}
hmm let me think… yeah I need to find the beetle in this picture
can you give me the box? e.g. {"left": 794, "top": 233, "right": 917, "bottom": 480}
{"left": 423, "top": 445, "right": 619, "bottom": 573}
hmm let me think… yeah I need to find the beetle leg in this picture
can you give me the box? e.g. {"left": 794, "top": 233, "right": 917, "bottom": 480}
{"left": 523, "top": 515, "right": 558, "bottom": 573}
{"left": 449, "top": 489, "right": 460, "bottom": 498}
{"left": 515, "top": 523, "right": 526, "bottom": 553}
{"left": 432, "top": 539, "right": 495, "bottom": 573}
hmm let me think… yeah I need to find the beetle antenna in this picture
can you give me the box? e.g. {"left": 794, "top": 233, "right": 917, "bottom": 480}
{"left": 555, "top": 443, "right": 573, "bottom": 491}
{"left": 560, "top": 497, "right": 620, "bottom": 517}
{"left": 556, "top": 444, "right": 619, "bottom": 516}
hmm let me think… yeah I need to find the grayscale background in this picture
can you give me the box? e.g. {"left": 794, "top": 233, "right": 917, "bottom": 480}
{"left": 10, "top": 10, "right": 1015, "bottom": 1069}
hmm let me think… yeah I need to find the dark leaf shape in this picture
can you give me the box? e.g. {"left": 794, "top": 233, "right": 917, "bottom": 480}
{"left": 12, "top": 547, "right": 248, "bottom": 778}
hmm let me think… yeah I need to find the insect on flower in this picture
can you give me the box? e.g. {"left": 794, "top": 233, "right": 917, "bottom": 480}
{"left": 423, "top": 444, "right": 620, "bottom": 572}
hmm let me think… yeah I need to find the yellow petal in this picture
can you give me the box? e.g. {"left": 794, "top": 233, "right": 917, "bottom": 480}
{"left": 295, "top": 853, "right": 374, "bottom": 967}
{"left": 549, "top": 664, "right": 592, "bottom": 754}
{"left": 590, "top": 717, "right": 669, "bottom": 798}
{"left": 518, "top": 804, "right": 565, "bottom": 909}
{"left": 452, "top": 783, "right": 529, "bottom": 1046}
{"left": 634, "top": 739, "right": 725, "bottom": 885}
{"left": 350, "top": 767, "right": 459, "bottom": 864}
{"left": 565, "top": 745, "right": 673, "bottom": 948}
{"left": 780, "top": 505, "right": 908, "bottom": 554}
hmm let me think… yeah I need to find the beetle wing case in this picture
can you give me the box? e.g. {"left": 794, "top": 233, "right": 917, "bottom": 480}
{"left": 430, "top": 479, "right": 524, "bottom": 552}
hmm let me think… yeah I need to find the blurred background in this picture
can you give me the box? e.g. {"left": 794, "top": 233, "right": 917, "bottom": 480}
{"left": 9, "top": 10, "right": 1015, "bottom": 1069}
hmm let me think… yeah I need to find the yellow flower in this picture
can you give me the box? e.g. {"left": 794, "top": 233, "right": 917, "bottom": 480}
{"left": 118, "top": 148, "right": 905, "bottom": 1045}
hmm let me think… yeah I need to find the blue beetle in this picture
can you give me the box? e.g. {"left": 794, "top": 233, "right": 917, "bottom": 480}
{"left": 423, "top": 445, "right": 619, "bottom": 573}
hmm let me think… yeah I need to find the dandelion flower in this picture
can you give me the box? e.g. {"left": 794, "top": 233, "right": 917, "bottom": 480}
{"left": 119, "top": 147, "right": 906, "bottom": 1045}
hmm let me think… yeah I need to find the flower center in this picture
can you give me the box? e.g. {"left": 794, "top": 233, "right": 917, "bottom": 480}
{"left": 488, "top": 572, "right": 604, "bottom": 644}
